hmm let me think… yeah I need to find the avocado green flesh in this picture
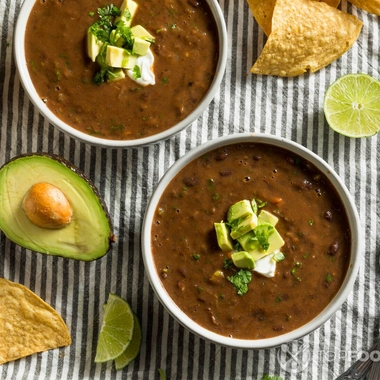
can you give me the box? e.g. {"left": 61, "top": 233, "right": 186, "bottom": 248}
{"left": 0, "top": 155, "right": 112, "bottom": 261}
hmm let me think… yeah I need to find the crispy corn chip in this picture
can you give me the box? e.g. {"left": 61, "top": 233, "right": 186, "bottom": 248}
{"left": 349, "top": 0, "right": 380, "bottom": 15}
{"left": 246, "top": 0, "right": 276, "bottom": 36}
{"left": 250, "top": 0, "right": 362, "bottom": 77}
{"left": 0, "top": 278, "right": 71, "bottom": 365}
{"left": 246, "top": 0, "right": 341, "bottom": 36}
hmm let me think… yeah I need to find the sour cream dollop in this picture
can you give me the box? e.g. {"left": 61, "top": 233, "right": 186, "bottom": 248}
{"left": 253, "top": 251, "right": 279, "bottom": 278}
{"left": 127, "top": 48, "right": 155, "bottom": 86}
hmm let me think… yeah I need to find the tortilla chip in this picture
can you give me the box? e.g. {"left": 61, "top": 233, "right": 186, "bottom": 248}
{"left": 246, "top": 0, "right": 341, "bottom": 36}
{"left": 0, "top": 278, "right": 71, "bottom": 364}
{"left": 320, "top": 0, "right": 341, "bottom": 8}
{"left": 246, "top": 0, "right": 276, "bottom": 36}
{"left": 250, "top": 0, "right": 362, "bottom": 77}
{"left": 349, "top": 0, "right": 380, "bottom": 15}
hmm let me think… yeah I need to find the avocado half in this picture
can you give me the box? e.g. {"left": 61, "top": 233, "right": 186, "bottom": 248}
{"left": 0, "top": 153, "right": 115, "bottom": 261}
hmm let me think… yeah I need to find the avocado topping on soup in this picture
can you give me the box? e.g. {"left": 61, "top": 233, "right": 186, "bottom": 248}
{"left": 87, "top": 0, "right": 155, "bottom": 85}
{"left": 214, "top": 199, "right": 285, "bottom": 294}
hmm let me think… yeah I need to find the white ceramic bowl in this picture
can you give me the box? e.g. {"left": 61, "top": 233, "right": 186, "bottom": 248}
{"left": 14, "top": 0, "right": 227, "bottom": 148}
{"left": 141, "top": 133, "right": 362, "bottom": 349}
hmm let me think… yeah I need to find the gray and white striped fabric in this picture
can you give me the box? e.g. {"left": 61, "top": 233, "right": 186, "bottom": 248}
{"left": 1, "top": 0, "right": 379, "bottom": 379}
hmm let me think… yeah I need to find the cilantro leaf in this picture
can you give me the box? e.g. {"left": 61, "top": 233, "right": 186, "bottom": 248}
{"left": 261, "top": 375, "right": 283, "bottom": 380}
{"left": 132, "top": 65, "right": 141, "bottom": 79}
{"left": 223, "top": 258, "right": 233, "bottom": 269}
{"left": 254, "top": 223, "right": 274, "bottom": 251}
{"left": 227, "top": 269, "right": 252, "bottom": 295}
{"left": 272, "top": 251, "right": 285, "bottom": 262}
{"left": 114, "top": 20, "right": 134, "bottom": 50}
{"left": 97, "top": 4, "right": 121, "bottom": 18}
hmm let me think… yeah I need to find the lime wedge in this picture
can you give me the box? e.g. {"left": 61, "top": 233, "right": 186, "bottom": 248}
{"left": 94, "top": 293, "right": 134, "bottom": 363}
{"left": 114, "top": 313, "right": 142, "bottom": 370}
{"left": 323, "top": 73, "right": 380, "bottom": 138}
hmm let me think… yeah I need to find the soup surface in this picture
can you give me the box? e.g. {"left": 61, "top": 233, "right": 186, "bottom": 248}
{"left": 25, "top": 0, "right": 219, "bottom": 140}
{"left": 151, "top": 143, "right": 351, "bottom": 339}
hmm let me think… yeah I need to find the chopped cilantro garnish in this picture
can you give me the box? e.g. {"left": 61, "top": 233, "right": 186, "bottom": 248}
{"left": 227, "top": 269, "right": 252, "bottom": 295}
{"left": 291, "top": 262, "right": 302, "bottom": 282}
{"left": 193, "top": 253, "right": 200, "bottom": 260}
{"left": 97, "top": 4, "right": 121, "bottom": 18}
{"left": 325, "top": 273, "right": 333, "bottom": 283}
{"left": 251, "top": 199, "right": 258, "bottom": 214}
{"left": 256, "top": 199, "right": 267, "bottom": 209}
{"left": 132, "top": 65, "right": 141, "bottom": 79}
{"left": 272, "top": 252, "right": 285, "bottom": 262}
{"left": 262, "top": 375, "right": 283, "bottom": 380}
{"left": 212, "top": 193, "right": 220, "bottom": 201}
{"left": 254, "top": 224, "right": 274, "bottom": 251}
{"left": 223, "top": 258, "right": 233, "bottom": 269}
{"left": 158, "top": 369, "right": 167, "bottom": 380}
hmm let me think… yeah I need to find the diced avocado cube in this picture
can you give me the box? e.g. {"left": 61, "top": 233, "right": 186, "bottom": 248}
{"left": 131, "top": 25, "right": 154, "bottom": 41}
{"left": 124, "top": 54, "right": 137, "bottom": 70}
{"left": 133, "top": 37, "right": 151, "bottom": 56}
{"left": 214, "top": 222, "right": 234, "bottom": 252}
{"left": 87, "top": 29, "right": 104, "bottom": 62}
{"left": 115, "top": 0, "right": 138, "bottom": 26}
{"left": 230, "top": 213, "right": 258, "bottom": 240}
{"left": 107, "top": 68, "right": 125, "bottom": 82}
{"left": 227, "top": 200, "right": 254, "bottom": 223}
{"left": 110, "top": 30, "right": 124, "bottom": 47}
{"left": 258, "top": 209, "right": 279, "bottom": 226}
{"left": 266, "top": 227, "right": 285, "bottom": 253}
{"left": 231, "top": 251, "right": 255, "bottom": 269}
{"left": 245, "top": 227, "right": 285, "bottom": 261}
{"left": 106, "top": 45, "right": 132, "bottom": 68}
{"left": 237, "top": 230, "right": 259, "bottom": 252}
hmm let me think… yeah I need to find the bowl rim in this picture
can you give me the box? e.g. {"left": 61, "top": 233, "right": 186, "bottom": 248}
{"left": 13, "top": 0, "right": 228, "bottom": 148}
{"left": 141, "top": 132, "right": 363, "bottom": 349}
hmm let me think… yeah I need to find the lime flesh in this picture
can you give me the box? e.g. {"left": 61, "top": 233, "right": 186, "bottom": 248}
{"left": 323, "top": 73, "right": 380, "bottom": 138}
{"left": 94, "top": 293, "right": 134, "bottom": 363}
{"left": 114, "top": 313, "right": 142, "bottom": 370}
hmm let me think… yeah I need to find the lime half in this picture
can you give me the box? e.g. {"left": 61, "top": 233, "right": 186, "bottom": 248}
{"left": 94, "top": 293, "right": 134, "bottom": 363}
{"left": 114, "top": 313, "right": 142, "bottom": 370}
{"left": 323, "top": 73, "right": 380, "bottom": 138}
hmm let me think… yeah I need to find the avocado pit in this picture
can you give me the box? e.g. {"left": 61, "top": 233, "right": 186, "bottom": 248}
{"left": 22, "top": 182, "right": 73, "bottom": 229}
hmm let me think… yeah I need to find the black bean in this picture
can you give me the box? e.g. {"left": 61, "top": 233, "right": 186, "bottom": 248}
{"left": 301, "top": 179, "right": 313, "bottom": 190}
{"left": 324, "top": 211, "right": 332, "bottom": 221}
{"left": 333, "top": 201, "right": 342, "bottom": 213}
{"left": 183, "top": 177, "right": 198, "bottom": 186}
{"left": 215, "top": 152, "right": 228, "bottom": 161}
{"left": 293, "top": 179, "right": 313, "bottom": 190}
{"left": 273, "top": 325, "right": 284, "bottom": 331}
{"left": 178, "top": 267, "right": 187, "bottom": 277}
{"left": 328, "top": 241, "right": 339, "bottom": 255}
{"left": 252, "top": 309, "right": 266, "bottom": 321}
{"left": 303, "top": 162, "right": 316, "bottom": 174}
{"left": 187, "top": 0, "right": 200, "bottom": 7}
{"left": 253, "top": 155, "right": 262, "bottom": 161}
{"left": 285, "top": 156, "right": 295, "bottom": 165}
{"left": 219, "top": 170, "right": 232, "bottom": 176}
